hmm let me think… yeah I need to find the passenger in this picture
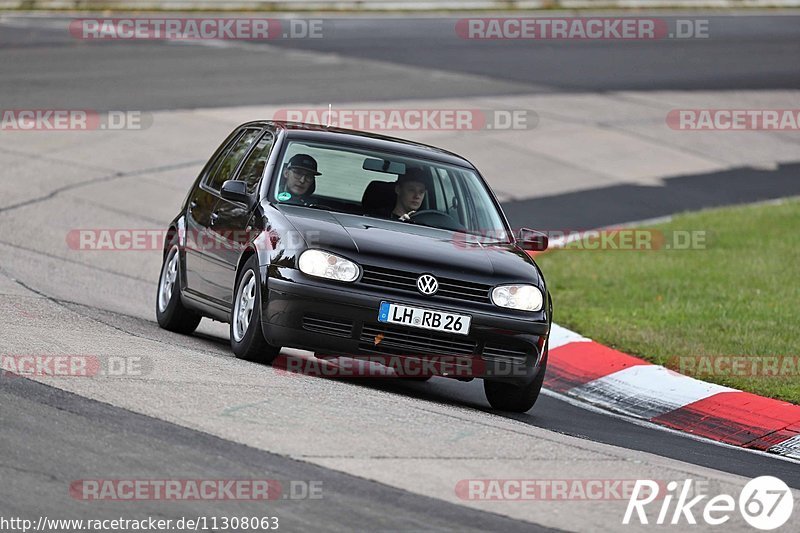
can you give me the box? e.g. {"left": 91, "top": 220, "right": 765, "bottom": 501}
{"left": 278, "top": 154, "right": 321, "bottom": 204}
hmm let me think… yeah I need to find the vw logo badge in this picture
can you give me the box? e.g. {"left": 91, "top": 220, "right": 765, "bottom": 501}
{"left": 416, "top": 274, "right": 439, "bottom": 295}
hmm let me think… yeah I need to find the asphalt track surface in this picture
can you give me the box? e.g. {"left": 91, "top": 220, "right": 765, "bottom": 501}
{"left": 1, "top": 375, "right": 549, "bottom": 532}
{"left": 1, "top": 13, "right": 799, "bottom": 531}
{"left": 504, "top": 162, "right": 800, "bottom": 230}
{"left": 1, "top": 15, "right": 799, "bottom": 110}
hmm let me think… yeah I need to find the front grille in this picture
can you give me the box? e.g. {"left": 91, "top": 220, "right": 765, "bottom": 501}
{"left": 482, "top": 343, "right": 531, "bottom": 365}
{"left": 302, "top": 314, "right": 354, "bottom": 338}
{"left": 359, "top": 323, "right": 477, "bottom": 357}
{"left": 360, "top": 265, "right": 491, "bottom": 303}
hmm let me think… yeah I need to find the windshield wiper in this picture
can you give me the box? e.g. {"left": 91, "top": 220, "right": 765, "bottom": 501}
{"left": 305, "top": 203, "right": 334, "bottom": 211}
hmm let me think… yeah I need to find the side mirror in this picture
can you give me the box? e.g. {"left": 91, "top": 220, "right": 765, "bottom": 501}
{"left": 518, "top": 228, "right": 548, "bottom": 252}
{"left": 220, "top": 180, "right": 252, "bottom": 206}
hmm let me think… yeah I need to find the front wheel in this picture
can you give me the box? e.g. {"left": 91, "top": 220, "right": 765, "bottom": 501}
{"left": 156, "top": 243, "right": 202, "bottom": 334}
{"left": 484, "top": 346, "right": 548, "bottom": 413}
{"left": 230, "top": 255, "right": 281, "bottom": 364}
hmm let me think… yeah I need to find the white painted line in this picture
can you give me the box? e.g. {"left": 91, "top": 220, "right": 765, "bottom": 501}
{"left": 548, "top": 323, "right": 590, "bottom": 349}
{"left": 770, "top": 435, "right": 800, "bottom": 460}
{"left": 566, "top": 364, "right": 737, "bottom": 419}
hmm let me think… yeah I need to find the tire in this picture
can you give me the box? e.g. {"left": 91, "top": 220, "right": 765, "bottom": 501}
{"left": 230, "top": 254, "right": 280, "bottom": 364}
{"left": 156, "top": 242, "right": 202, "bottom": 334}
{"left": 483, "top": 344, "right": 548, "bottom": 413}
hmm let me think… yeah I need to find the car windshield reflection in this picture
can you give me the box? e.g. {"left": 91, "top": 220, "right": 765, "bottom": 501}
{"left": 272, "top": 140, "right": 511, "bottom": 242}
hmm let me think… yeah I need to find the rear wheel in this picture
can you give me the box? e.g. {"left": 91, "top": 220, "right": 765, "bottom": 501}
{"left": 484, "top": 344, "right": 548, "bottom": 413}
{"left": 156, "top": 243, "right": 202, "bottom": 334}
{"left": 230, "top": 255, "right": 280, "bottom": 364}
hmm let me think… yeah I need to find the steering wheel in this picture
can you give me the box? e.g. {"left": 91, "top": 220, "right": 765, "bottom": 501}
{"left": 408, "top": 210, "right": 466, "bottom": 232}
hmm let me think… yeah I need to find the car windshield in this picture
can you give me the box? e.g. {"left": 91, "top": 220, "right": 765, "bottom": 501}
{"left": 272, "top": 140, "right": 511, "bottom": 242}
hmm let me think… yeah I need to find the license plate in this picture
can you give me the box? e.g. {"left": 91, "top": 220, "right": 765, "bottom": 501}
{"left": 378, "top": 302, "right": 471, "bottom": 335}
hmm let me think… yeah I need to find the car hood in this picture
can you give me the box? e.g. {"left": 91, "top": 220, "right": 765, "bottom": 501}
{"left": 278, "top": 206, "right": 541, "bottom": 284}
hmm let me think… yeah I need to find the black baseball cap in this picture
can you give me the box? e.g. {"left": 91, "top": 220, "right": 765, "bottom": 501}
{"left": 286, "top": 154, "right": 321, "bottom": 176}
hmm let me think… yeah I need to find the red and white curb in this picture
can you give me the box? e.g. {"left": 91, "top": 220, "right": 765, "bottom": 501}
{"left": 545, "top": 324, "right": 800, "bottom": 460}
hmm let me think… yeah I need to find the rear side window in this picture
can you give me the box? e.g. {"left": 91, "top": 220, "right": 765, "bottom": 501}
{"left": 237, "top": 133, "right": 275, "bottom": 194}
{"left": 205, "top": 129, "right": 261, "bottom": 191}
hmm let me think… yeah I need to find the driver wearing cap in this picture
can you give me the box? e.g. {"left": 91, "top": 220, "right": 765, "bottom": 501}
{"left": 281, "top": 154, "right": 321, "bottom": 203}
{"left": 389, "top": 167, "right": 428, "bottom": 221}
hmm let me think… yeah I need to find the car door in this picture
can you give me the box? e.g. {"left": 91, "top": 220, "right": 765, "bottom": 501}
{"left": 184, "top": 132, "right": 238, "bottom": 301}
{"left": 184, "top": 127, "right": 261, "bottom": 306}
{"left": 206, "top": 129, "right": 276, "bottom": 306}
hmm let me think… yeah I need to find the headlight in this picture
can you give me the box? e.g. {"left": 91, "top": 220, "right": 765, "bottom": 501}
{"left": 298, "top": 249, "right": 360, "bottom": 282}
{"left": 491, "top": 284, "right": 543, "bottom": 311}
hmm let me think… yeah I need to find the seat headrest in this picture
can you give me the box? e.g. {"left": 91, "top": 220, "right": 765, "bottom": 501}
{"left": 362, "top": 180, "right": 396, "bottom": 214}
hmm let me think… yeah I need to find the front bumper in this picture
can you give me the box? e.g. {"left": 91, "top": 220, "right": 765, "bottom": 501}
{"left": 261, "top": 270, "right": 549, "bottom": 384}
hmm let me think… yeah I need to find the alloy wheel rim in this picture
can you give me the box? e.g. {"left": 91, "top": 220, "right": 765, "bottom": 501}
{"left": 158, "top": 246, "right": 179, "bottom": 313}
{"left": 233, "top": 270, "right": 256, "bottom": 342}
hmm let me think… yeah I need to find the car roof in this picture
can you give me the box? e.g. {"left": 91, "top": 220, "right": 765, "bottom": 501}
{"left": 240, "top": 121, "right": 477, "bottom": 169}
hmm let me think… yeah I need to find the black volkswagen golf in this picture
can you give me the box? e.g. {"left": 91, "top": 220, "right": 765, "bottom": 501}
{"left": 156, "top": 121, "right": 552, "bottom": 412}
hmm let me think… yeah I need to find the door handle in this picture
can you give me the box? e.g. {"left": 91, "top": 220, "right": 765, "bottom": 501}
{"left": 210, "top": 212, "right": 219, "bottom": 225}
{"left": 189, "top": 201, "right": 197, "bottom": 209}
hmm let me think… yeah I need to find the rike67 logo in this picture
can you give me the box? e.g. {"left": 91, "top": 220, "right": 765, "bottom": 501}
{"left": 623, "top": 476, "right": 793, "bottom": 530}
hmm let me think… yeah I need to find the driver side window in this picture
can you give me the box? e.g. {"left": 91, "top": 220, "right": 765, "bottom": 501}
{"left": 436, "top": 168, "right": 465, "bottom": 225}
